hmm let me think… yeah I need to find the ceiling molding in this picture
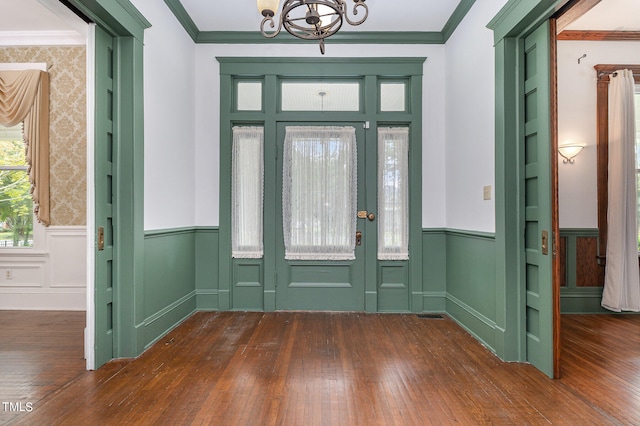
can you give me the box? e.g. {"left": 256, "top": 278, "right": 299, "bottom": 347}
{"left": 442, "top": 0, "right": 476, "bottom": 42}
{"left": 0, "top": 30, "right": 85, "bottom": 46}
{"left": 555, "top": 0, "right": 601, "bottom": 33}
{"left": 557, "top": 30, "right": 640, "bottom": 40}
{"left": 165, "top": 0, "right": 476, "bottom": 46}
{"left": 196, "top": 31, "right": 444, "bottom": 45}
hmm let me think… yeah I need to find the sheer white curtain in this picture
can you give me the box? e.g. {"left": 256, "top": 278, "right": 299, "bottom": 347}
{"left": 378, "top": 127, "right": 409, "bottom": 260}
{"left": 283, "top": 126, "right": 357, "bottom": 260}
{"left": 231, "top": 126, "right": 264, "bottom": 258}
{"left": 602, "top": 70, "right": 640, "bottom": 312}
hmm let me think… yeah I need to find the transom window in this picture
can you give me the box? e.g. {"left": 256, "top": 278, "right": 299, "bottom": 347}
{"left": 281, "top": 81, "right": 360, "bottom": 111}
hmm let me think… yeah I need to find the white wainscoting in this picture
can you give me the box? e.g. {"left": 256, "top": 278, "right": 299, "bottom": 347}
{"left": 0, "top": 226, "right": 86, "bottom": 310}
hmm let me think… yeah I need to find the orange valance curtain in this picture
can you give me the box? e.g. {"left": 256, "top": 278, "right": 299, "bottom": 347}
{"left": 0, "top": 70, "right": 50, "bottom": 226}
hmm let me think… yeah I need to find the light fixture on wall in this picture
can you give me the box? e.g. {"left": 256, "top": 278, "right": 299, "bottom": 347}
{"left": 558, "top": 144, "right": 584, "bottom": 164}
{"left": 257, "top": 0, "right": 369, "bottom": 55}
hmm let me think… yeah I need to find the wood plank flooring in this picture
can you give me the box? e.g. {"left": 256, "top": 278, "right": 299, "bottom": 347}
{"left": 0, "top": 311, "right": 638, "bottom": 425}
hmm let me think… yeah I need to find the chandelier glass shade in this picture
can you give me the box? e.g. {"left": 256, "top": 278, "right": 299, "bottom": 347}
{"left": 257, "top": 0, "right": 369, "bottom": 54}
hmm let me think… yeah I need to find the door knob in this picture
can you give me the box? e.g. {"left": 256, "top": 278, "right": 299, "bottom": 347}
{"left": 367, "top": 212, "right": 376, "bottom": 221}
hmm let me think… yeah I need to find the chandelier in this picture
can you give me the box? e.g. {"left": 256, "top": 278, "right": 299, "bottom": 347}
{"left": 257, "top": 0, "right": 369, "bottom": 54}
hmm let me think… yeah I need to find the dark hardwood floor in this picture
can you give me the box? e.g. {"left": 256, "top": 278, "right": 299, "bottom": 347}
{"left": 1, "top": 310, "right": 638, "bottom": 425}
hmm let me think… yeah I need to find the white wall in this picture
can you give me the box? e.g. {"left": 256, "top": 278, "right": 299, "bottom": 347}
{"left": 131, "top": 0, "right": 197, "bottom": 231}
{"left": 443, "top": 0, "right": 508, "bottom": 233}
{"left": 193, "top": 43, "right": 448, "bottom": 229}
{"left": 557, "top": 40, "right": 640, "bottom": 228}
{"left": 0, "top": 227, "right": 86, "bottom": 310}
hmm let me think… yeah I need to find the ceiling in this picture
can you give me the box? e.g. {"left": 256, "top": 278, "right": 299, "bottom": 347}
{"left": 0, "top": 0, "right": 638, "bottom": 38}
{"left": 179, "top": 0, "right": 461, "bottom": 33}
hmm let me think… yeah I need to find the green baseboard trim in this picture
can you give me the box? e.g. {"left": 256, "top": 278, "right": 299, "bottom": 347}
{"left": 446, "top": 293, "right": 497, "bottom": 353}
{"left": 143, "top": 291, "right": 196, "bottom": 349}
{"left": 561, "top": 288, "right": 607, "bottom": 314}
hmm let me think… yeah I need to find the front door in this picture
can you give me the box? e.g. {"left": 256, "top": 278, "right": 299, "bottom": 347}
{"left": 275, "top": 123, "right": 369, "bottom": 311}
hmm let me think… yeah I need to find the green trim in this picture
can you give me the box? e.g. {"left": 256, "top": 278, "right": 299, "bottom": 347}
{"left": 559, "top": 228, "right": 599, "bottom": 237}
{"left": 446, "top": 293, "right": 497, "bottom": 353}
{"left": 487, "top": 0, "right": 570, "bottom": 42}
{"left": 442, "top": 0, "right": 477, "bottom": 42}
{"left": 163, "top": 0, "right": 199, "bottom": 42}
{"left": 197, "top": 31, "right": 444, "bottom": 44}
{"left": 145, "top": 227, "right": 198, "bottom": 237}
{"left": 446, "top": 228, "right": 495, "bottom": 241}
{"left": 66, "top": 0, "right": 151, "bottom": 41}
{"left": 143, "top": 291, "right": 196, "bottom": 349}
{"left": 164, "top": 0, "right": 476, "bottom": 46}
{"left": 218, "top": 57, "right": 426, "bottom": 77}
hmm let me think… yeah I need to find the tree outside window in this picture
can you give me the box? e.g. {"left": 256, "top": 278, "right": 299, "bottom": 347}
{"left": 0, "top": 125, "right": 33, "bottom": 248}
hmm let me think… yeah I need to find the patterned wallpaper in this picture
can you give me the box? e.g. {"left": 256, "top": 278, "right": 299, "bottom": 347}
{"left": 0, "top": 46, "right": 86, "bottom": 226}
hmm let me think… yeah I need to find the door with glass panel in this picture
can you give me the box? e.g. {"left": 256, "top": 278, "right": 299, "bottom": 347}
{"left": 274, "top": 123, "right": 367, "bottom": 310}
{"left": 270, "top": 122, "right": 411, "bottom": 311}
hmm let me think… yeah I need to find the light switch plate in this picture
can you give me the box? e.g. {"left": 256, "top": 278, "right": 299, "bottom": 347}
{"left": 483, "top": 185, "right": 492, "bottom": 200}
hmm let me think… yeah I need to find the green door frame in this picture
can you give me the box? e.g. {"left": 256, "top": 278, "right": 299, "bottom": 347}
{"left": 218, "top": 57, "right": 425, "bottom": 313}
{"left": 488, "top": 0, "right": 569, "bottom": 373}
{"left": 66, "top": 0, "right": 150, "bottom": 368}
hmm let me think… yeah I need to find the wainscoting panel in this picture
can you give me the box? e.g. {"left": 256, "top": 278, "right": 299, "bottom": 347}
{"left": 559, "top": 229, "right": 606, "bottom": 313}
{"left": 0, "top": 226, "right": 86, "bottom": 310}
{"left": 144, "top": 228, "right": 197, "bottom": 348}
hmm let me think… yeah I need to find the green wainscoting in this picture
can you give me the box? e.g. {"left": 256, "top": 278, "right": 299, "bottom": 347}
{"left": 559, "top": 228, "right": 607, "bottom": 314}
{"left": 422, "top": 230, "right": 447, "bottom": 312}
{"left": 143, "top": 229, "right": 197, "bottom": 349}
{"left": 444, "top": 229, "right": 497, "bottom": 352}
{"left": 195, "top": 227, "right": 220, "bottom": 310}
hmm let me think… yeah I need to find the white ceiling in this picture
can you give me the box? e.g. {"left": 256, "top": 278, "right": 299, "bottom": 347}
{"left": 0, "top": 0, "right": 638, "bottom": 37}
{"left": 180, "top": 0, "right": 461, "bottom": 32}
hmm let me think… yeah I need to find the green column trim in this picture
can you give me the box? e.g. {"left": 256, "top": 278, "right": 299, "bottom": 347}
{"left": 66, "top": 0, "right": 151, "bottom": 40}
{"left": 164, "top": 0, "right": 475, "bottom": 45}
{"left": 487, "top": 0, "right": 570, "bottom": 42}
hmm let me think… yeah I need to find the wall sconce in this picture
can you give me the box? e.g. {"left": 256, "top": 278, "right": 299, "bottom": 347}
{"left": 558, "top": 144, "right": 584, "bottom": 163}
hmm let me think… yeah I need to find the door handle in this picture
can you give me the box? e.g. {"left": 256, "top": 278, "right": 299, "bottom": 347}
{"left": 541, "top": 230, "right": 548, "bottom": 256}
{"left": 367, "top": 212, "right": 376, "bottom": 221}
{"left": 355, "top": 231, "right": 362, "bottom": 246}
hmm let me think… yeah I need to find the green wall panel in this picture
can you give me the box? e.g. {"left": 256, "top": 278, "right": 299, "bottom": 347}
{"left": 422, "top": 230, "right": 447, "bottom": 312}
{"left": 377, "top": 262, "right": 409, "bottom": 313}
{"left": 445, "top": 229, "right": 497, "bottom": 351}
{"left": 195, "top": 227, "right": 220, "bottom": 310}
{"left": 233, "top": 259, "right": 264, "bottom": 311}
{"left": 144, "top": 229, "right": 197, "bottom": 347}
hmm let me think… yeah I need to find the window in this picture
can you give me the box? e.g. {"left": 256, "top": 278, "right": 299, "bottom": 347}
{"left": 378, "top": 127, "right": 409, "bottom": 260}
{"left": 281, "top": 81, "right": 360, "bottom": 111}
{"left": 595, "top": 65, "right": 640, "bottom": 259}
{"left": 231, "top": 126, "right": 264, "bottom": 258}
{"left": 0, "top": 123, "right": 33, "bottom": 248}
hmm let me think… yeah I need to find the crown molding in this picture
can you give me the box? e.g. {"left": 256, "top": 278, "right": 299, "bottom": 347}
{"left": 0, "top": 31, "right": 85, "bottom": 46}
{"left": 165, "top": 0, "right": 476, "bottom": 46}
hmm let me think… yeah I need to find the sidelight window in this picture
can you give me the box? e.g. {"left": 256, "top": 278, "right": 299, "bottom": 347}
{"left": 231, "top": 126, "right": 264, "bottom": 258}
{"left": 378, "top": 127, "right": 409, "bottom": 260}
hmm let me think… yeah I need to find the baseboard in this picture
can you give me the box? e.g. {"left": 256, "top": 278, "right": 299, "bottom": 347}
{"left": 143, "top": 291, "right": 197, "bottom": 349}
{"left": 445, "top": 293, "right": 497, "bottom": 353}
